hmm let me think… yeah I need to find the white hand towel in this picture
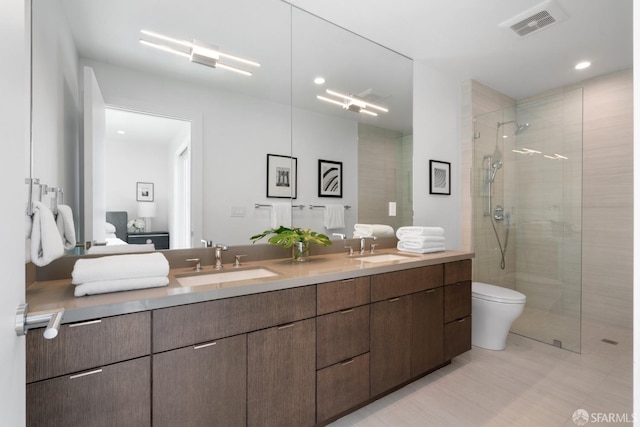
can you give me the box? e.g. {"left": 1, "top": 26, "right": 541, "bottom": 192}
{"left": 71, "top": 252, "right": 169, "bottom": 285}
{"left": 56, "top": 204, "right": 77, "bottom": 250}
{"left": 30, "top": 201, "right": 65, "bottom": 267}
{"left": 74, "top": 276, "right": 169, "bottom": 297}
{"left": 323, "top": 205, "right": 345, "bottom": 230}
{"left": 399, "top": 235, "right": 445, "bottom": 244}
{"left": 353, "top": 224, "right": 395, "bottom": 238}
{"left": 270, "top": 203, "right": 292, "bottom": 228}
{"left": 397, "top": 241, "right": 446, "bottom": 254}
{"left": 396, "top": 226, "right": 445, "bottom": 239}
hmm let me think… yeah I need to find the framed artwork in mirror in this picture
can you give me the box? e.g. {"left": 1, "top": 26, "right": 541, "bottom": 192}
{"left": 267, "top": 154, "right": 297, "bottom": 198}
{"left": 318, "top": 159, "right": 342, "bottom": 198}
{"left": 429, "top": 160, "right": 451, "bottom": 195}
{"left": 136, "top": 182, "right": 154, "bottom": 201}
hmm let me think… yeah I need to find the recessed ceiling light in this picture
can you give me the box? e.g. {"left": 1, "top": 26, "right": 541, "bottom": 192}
{"left": 314, "top": 77, "right": 325, "bottom": 85}
{"left": 117, "top": 130, "right": 125, "bottom": 135}
{"left": 575, "top": 61, "right": 591, "bottom": 70}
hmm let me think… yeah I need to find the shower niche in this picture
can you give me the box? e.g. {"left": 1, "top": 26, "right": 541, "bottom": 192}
{"left": 472, "top": 88, "right": 583, "bottom": 353}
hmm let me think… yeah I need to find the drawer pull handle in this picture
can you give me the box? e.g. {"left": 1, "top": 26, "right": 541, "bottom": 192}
{"left": 457, "top": 318, "right": 467, "bottom": 323}
{"left": 341, "top": 279, "right": 355, "bottom": 283}
{"left": 194, "top": 341, "right": 217, "bottom": 350}
{"left": 70, "top": 369, "right": 102, "bottom": 380}
{"left": 69, "top": 319, "right": 102, "bottom": 328}
{"left": 340, "top": 309, "right": 354, "bottom": 314}
{"left": 278, "top": 323, "right": 296, "bottom": 330}
{"left": 426, "top": 289, "right": 436, "bottom": 293}
{"left": 389, "top": 298, "right": 400, "bottom": 302}
{"left": 341, "top": 358, "right": 355, "bottom": 366}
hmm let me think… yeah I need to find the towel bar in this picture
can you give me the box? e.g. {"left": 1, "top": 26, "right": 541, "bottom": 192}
{"left": 308, "top": 204, "right": 351, "bottom": 209}
{"left": 254, "top": 203, "right": 305, "bottom": 209}
{"left": 15, "top": 303, "right": 64, "bottom": 339}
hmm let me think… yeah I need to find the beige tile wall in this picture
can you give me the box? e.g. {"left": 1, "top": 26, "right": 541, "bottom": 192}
{"left": 463, "top": 69, "right": 633, "bottom": 337}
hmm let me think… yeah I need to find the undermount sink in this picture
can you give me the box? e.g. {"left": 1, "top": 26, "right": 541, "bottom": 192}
{"left": 356, "top": 254, "right": 414, "bottom": 263}
{"left": 176, "top": 268, "right": 279, "bottom": 287}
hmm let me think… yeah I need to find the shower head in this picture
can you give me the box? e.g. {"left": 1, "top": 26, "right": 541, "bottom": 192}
{"left": 489, "top": 161, "right": 502, "bottom": 183}
{"left": 515, "top": 123, "right": 530, "bottom": 135}
{"left": 497, "top": 120, "right": 530, "bottom": 135}
{"left": 493, "top": 161, "right": 502, "bottom": 170}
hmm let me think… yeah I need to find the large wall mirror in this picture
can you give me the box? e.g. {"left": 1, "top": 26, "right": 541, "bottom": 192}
{"left": 31, "top": 0, "right": 412, "bottom": 251}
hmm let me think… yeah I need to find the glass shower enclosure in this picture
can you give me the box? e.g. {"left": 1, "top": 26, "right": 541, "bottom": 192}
{"left": 472, "top": 89, "right": 583, "bottom": 352}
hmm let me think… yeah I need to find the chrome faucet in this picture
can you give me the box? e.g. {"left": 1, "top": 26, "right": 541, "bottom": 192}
{"left": 360, "top": 236, "right": 376, "bottom": 255}
{"left": 214, "top": 244, "right": 227, "bottom": 270}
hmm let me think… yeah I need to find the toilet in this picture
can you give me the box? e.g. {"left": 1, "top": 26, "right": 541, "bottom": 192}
{"left": 471, "top": 282, "right": 526, "bottom": 350}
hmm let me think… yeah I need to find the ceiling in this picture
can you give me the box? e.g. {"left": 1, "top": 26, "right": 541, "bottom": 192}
{"left": 291, "top": 0, "right": 633, "bottom": 100}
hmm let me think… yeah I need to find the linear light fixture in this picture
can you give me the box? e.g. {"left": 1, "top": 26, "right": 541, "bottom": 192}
{"left": 317, "top": 88, "right": 388, "bottom": 117}
{"left": 139, "top": 30, "right": 260, "bottom": 76}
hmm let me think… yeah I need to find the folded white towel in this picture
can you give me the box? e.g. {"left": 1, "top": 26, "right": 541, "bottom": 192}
{"left": 323, "top": 205, "right": 345, "bottom": 230}
{"left": 399, "top": 235, "right": 445, "bottom": 244}
{"left": 396, "top": 226, "right": 445, "bottom": 239}
{"left": 56, "top": 204, "right": 77, "bottom": 250}
{"left": 30, "top": 201, "right": 65, "bottom": 267}
{"left": 74, "top": 276, "right": 169, "bottom": 297}
{"left": 353, "top": 224, "right": 395, "bottom": 238}
{"left": 397, "top": 241, "right": 446, "bottom": 254}
{"left": 270, "top": 203, "right": 292, "bottom": 229}
{"left": 71, "top": 252, "right": 169, "bottom": 285}
{"left": 86, "top": 242, "right": 155, "bottom": 255}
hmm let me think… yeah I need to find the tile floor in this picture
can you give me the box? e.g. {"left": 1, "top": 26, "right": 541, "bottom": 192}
{"left": 329, "top": 321, "right": 632, "bottom": 426}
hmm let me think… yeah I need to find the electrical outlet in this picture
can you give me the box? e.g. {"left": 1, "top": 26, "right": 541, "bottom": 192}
{"left": 231, "top": 206, "right": 245, "bottom": 217}
{"left": 388, "top": 202, "right": 396, "bottom": 216}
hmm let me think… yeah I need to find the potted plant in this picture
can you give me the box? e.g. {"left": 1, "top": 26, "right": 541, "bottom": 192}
{"left": 250, "top": 226, "right": 332, "bottom": 261}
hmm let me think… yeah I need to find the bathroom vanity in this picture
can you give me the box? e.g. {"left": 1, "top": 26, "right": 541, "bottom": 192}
{"left": 25, "top": 250, "right": 472, "bottom": 427}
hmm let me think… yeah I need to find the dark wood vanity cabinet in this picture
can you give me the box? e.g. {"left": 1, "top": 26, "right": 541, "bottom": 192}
{"left": 316, "top": 278, "right": 371, "bottom": 423}
{"left": 411, "top": 288, "right": 445, "bottom": 377}
{"left": 248, "top": 318, "right": 316, "bottom": 427}
{"left": 444, "top": 259, "right": 472, "bottom": 359}
{"left": 26, "top": 312, "right": 151, "bottom": 427}
{"left": 152, "top": 334, "right": 247, "bottom": 427}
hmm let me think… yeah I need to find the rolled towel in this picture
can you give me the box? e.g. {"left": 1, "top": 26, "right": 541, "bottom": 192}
{"left": 74, "top": 276, "right": 169, "bottom": 297}
{"left": 72, "top": 252, "right": 169, "bottom": 285}
{"left": 270, "top": 203, "right": 292, "bottom": 229}
{"left": 397, "top": 241, "right": 446, "bottom": 254}
{"left": 30, "top": 201, "right": 65, "bottom": 267}
{"left": 56, "top": 204, "right": 77, "bottom": 250}
{"left": 396, "top": 226, "right": 445, "bottom": 239}
{"left": 323, "top": 204, "right": 345, "bottom": 230}
{"left": 353, "top": 224, "right": 395, "bottom": 238}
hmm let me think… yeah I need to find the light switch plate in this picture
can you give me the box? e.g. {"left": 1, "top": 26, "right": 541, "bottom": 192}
{"left": 231, "top": 206, "right": 245, "bottom": 217}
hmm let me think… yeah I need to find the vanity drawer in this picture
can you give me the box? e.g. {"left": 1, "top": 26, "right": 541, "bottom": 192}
{"left": 27, "top": 356, "right": 150, "bottom": 427}
{"left": 26, "top": 311, "right": 151, "bottom": 383}
{"left": 153, "top": 285, "right": 316, "bottom": 353}
{"left": 317, "top": 305, "right": 369, "bottom": 369}
{"left": 444, "top": 259, "right": 472, "bottom": 285}
{"left": 444, "top": 315, "right": 471, "bottom": 360}
{"left": 317, "top": 276, "right": 370, "bottom": 315}
{"left": 371, "top": 265, "right": 443, "bottom": 302}
{"left": 316, "top": 353, "right": 369, "bottom": 423}
{"left": 444, "top": 281, "right": 471, "bottom": 323}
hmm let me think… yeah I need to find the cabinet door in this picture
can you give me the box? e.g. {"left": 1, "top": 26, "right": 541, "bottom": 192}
{"left": 27, "top": 356, "right": 150, "bottom": 427}
{"left": 153, "top": 334, "right": 246, "bottom": 427}
{"left": 411, "top": 288, "right": 444, "bottom": 377}
{"left": 445, "top": 316, "right": 472, "bottom": 359}
{"left": 370, "top": 296, "right": 411, "bottom": 396}
{"left": 248, "top": 318, "right": 316, "bottom": 427}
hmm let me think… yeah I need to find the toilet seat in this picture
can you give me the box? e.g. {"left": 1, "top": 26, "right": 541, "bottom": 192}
{"left": 472, "top": 282, "right": 526, "bottom": 304}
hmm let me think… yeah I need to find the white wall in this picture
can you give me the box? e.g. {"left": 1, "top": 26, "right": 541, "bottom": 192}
{"left": 0, "top": 0, "right": 28, "bottom": 424}
{"left": 412, "top": 61, "right": 462, "bottom": 250}
{"left": 85, "top": 60, "right": 358, "bottom": 245}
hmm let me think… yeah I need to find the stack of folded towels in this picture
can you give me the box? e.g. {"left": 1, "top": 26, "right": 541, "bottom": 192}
{"left": 72, "top": 252, "right": 170, "bottom": 297}
{"left": 396, "top": 226, "right": 446, "bottom": 254}
{"left": 353, "top": 224, "right": 395, "bottom": 238}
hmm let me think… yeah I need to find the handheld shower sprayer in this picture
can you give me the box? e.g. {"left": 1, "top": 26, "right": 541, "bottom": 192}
{"left": 489, "top": 161, "right": 502, "bottom": 183}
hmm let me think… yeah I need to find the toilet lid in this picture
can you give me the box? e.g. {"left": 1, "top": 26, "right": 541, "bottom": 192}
{"left": 472, "top": 282, "right": 526, "bottom": 304}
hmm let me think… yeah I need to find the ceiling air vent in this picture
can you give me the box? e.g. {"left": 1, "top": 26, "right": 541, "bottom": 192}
{"left": 499, "top": 0, "right": 568, "bottom": 38}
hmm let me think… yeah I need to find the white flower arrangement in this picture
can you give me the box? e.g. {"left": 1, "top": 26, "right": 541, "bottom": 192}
{"left": 127, "top": 218, "right": 146, "bottom": 233}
